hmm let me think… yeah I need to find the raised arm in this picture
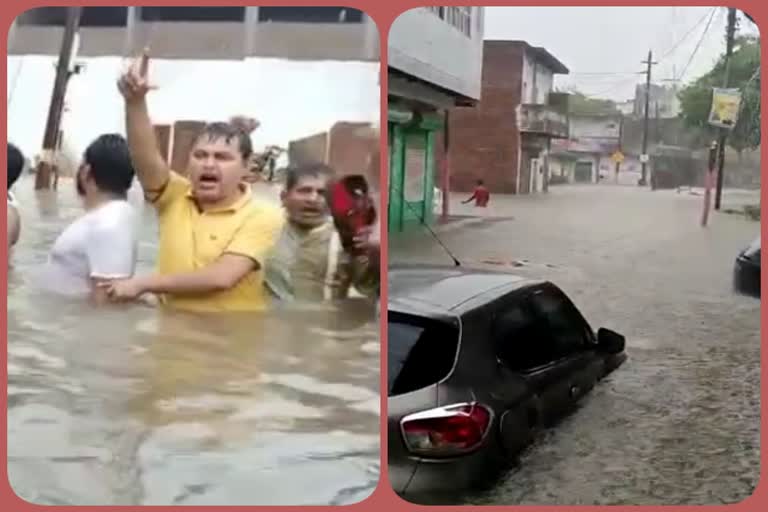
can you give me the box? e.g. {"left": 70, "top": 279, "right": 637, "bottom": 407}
{"left": 117, "top": 50, "right": 169, "bottom": 195}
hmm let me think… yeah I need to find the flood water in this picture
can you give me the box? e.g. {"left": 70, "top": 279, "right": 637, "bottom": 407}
{"left": 391, "top": 185, "right": 760, "bottom": 505}
{"left": 7, "top": 176, "right": 380, "bottom": 505}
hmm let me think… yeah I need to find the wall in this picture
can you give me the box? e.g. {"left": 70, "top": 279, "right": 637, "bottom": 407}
{"left": 153, "top": 124, "right": 172, "bottom": 163}
{"left": 327, "top": 122, "right": 379, "bottom": 190}
{"left": 388, "top": 7, "right": 484, "bottom": 100}
{"left": 170, "top": 120, "right": 206, "bottom": 173}
{"left": 441, "top": 41, "right": 525, "bottom": 193}
{"left": 287, "top": 122, "right": 379, "bottom": 190}
{"left": 633, "top": 83, "right": 680, "bottom": 118}
{"left": 548, "top": 156, "right": 574, "bottom": 183}
{"left": 570, "top": 115, "right": 621, "bottom": 140}
{"left": 289, "top": 132, "right": 328, "bottom": 166}
{"left": 521, "top": 52, "right": 554, "bottom": 105}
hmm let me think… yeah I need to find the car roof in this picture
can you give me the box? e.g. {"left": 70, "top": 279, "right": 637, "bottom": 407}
{"left": 388, "top": 263, "right": 542, "bottom": 315}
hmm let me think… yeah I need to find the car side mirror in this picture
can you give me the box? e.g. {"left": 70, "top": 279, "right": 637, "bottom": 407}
{"left": 597, "top": 328, "right": 625, "bottom": 354}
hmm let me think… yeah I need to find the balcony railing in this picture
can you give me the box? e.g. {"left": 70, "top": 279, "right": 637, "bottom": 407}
{"left": 518, "top": 104, "right": 569, "bottom": 138}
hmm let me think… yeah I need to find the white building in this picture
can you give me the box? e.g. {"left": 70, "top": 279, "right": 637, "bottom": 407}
{"left": 9, "top": 6, "right": 379, "bottom": 62}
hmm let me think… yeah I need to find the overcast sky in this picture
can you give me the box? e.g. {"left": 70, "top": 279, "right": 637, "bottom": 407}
{"left": 7, "top": 56, "right": 379, "bottom": 162}
{"left": 484, "top": 6, "right": 759, "bottom": 101}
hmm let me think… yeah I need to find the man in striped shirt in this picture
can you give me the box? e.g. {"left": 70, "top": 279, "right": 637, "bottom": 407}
{"left": 264, "top": 163, "right": 379, "bottom": 302}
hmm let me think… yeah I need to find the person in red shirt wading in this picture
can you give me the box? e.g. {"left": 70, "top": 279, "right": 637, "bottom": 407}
{"left": 462, "top": 179, "right": 490, "bottom": 207}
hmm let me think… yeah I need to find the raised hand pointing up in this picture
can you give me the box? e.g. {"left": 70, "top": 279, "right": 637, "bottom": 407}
{"left": 117, "top": 48, "right": 155, "bottom": 102}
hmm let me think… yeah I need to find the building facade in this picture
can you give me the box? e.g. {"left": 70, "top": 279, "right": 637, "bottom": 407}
{"left": 387, "top": 6, "right": 484, "bottom": 232}
{"left": 9, "top": 7, "right": 379, "bottom": 62}
{"left": 288, "top": 122, "right": 379, "bottom": 189}
{"left": 633, "top": 83, "right": 680, "bottom": 119}
{"left": 443, "top": 40, "right": 569, "bottom": 196}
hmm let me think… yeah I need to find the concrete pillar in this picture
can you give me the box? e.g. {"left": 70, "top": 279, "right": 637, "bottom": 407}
{"left": 243, "top": 7, "right": 259, "bottom": 57}
{"left": 124, "top": 6, "right": 137, "bottom": 56}
{"left": 362, "top": 13, "right": 379, "bottom": 61}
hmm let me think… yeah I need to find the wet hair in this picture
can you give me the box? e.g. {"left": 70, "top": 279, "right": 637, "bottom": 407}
{"left": 8, "top": 143, "right": 23, "bottom": 189}
{"left": 285, "top": 162, "right": 335, "bottom": 191}
{"left": 83, "top": 134, "right": 135, "bottom": 197}
{"left": 195, "top": 122, "right": 253, "bottom": 161}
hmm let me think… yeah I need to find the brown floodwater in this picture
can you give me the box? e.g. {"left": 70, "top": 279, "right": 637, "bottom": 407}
{"left": 7, "top": 176, "right": 380, "bottom": 505}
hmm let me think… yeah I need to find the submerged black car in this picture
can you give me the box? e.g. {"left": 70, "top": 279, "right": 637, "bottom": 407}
{"left": 734, "top": 237, "right": 760, "bottom": 298}
{"left": 388, "top": 264, "right": 627, "bottom": 502}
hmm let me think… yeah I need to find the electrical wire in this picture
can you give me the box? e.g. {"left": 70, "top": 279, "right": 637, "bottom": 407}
{"left": 677, "top": 7, "right": 717, "bottom": 80}
{"left": 391, "top": 182, "right": 461, "bottom": 266}
{"left": 658, "top": 7, "right": 717, "bottom": 62}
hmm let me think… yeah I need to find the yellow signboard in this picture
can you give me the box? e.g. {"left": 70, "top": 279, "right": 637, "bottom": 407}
{"left": 708, "top": 88, "right": 742, "bottom": 129}
{"left": 611, "top": 151, "right": 624, "bottom": 164}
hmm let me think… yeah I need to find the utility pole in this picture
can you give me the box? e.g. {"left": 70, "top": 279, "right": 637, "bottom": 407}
{"left": 442, "top": 111, "right": 451, "bottom": 221}
{"left": 615, "top": 114, "right": 623, "bottom": 184}
{"left": 35, "top": 7, "right": 82, "bottom": 190}
{"left": 714, "top": 7, "right": 738, "bottom": 210}
{"left": 640, "top": 50, "right": 658, "bottom": 187}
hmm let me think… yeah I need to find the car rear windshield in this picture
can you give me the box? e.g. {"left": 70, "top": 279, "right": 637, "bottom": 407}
{"left": 388, "top": 313, "right": 459, "bottom": 397}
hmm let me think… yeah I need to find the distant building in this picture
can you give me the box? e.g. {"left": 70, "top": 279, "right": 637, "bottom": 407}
{"left": 9, "top": 7, "right": 379, "bottom": 61}
{"left": 633, "top": 83, "right": 680, "bottom": 119}
{"left": 387, "top": 7, "right": 484, "bottom": 231}
{"left": 288, "top": 122, "right": 379, "bottom": 189}
{"left": 442, "top": 40, "right": 569, "bottom": 195}
{"left": 617, "top": 99, "right": 635, "bottom": 116}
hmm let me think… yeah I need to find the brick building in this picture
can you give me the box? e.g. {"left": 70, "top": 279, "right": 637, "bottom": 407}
{"left": 153, "top": 120, "right": 207, "bottom": 174}
{"left": 288, "top": 122, "right": 379, "bottom": 189}
{"left": 441, "top": 40, "right": 569, "bottom": 196}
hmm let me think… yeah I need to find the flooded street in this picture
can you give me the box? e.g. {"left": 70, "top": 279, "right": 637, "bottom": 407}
{"left": 8, "top": 176, "right": 380, "bottom": 505}
{"left": 390, "top": 184, "right": 760, "bottom": 505}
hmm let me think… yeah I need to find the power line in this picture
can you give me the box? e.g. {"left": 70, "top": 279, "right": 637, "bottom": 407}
{"left": 677, "top": 7, "right": 717, "bottom": 80}
{"left": 658, "top": 7, "right": 717, "bottom": 61}
{"left": 582, "top": 75, "right": 642, "bottom": 98}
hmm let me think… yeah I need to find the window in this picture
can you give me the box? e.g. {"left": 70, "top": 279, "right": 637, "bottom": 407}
{"left": 17, "top": 7, "right": 128, "bottom": 27}
{"left": 140, "top": 7, "right": 245, "bottom": 22}
{"left": 493, "top": 304, "right": 558, "bottom": 371}
{"left": 388, "top": 313, "right": 459, "bottom": 396}
{"left": 426, "top": 6, "right": 472, "bottom": 37}
{"left": 257, "top": 7, "right": 363, "bottom": 23}
{"left": 528, "top": 288, "right": 592, "bottom": 358}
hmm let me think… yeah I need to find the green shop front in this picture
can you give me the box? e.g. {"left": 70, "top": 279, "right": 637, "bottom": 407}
{"left": 387, "top": 106, "right": 444, "bottom": 233}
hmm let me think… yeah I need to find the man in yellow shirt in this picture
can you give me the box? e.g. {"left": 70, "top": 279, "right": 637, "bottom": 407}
{"left": 104, "top": 51, "right": 283, "bottom": 312}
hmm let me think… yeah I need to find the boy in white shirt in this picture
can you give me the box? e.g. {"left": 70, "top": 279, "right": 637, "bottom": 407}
{"left": 39, "top": 134, "right": 138, "bottom": 304}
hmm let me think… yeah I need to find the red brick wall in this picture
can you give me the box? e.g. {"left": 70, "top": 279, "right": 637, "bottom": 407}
{"left": 154, "top": 124, "right": 172, "bottom": 164}
{"left": 446, "top": 42, "right": 524, "bottom": 193}
{"left": 171, "top": 120, "right": 207, "bottom": 175}
{"left": 327, "top": 122, "right": 379, "bottom": 191}
{"left": 289, "top": 132, "right": 328, "bottom": 166}
{"left": 288, "top": 122, "right": 379, "bottom": 191}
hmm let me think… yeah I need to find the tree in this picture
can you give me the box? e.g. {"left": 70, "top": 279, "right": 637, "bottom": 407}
{"left": 558, "top": 89, "right": 620, "bottom": 115}
{"left": 678, "top": 34, "right": 761, "bottom": 156}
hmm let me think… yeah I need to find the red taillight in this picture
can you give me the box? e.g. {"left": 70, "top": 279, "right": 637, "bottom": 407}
{"left": 400, "top": 403, "right": 493, "bottom": 457}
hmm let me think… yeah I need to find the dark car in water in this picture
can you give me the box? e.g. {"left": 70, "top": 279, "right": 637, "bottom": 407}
{"left": 734, "top": 236, "right": 760, "bottom": 298}
{"left": 388, "top": 264, "right": 627, "bottom": 502}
